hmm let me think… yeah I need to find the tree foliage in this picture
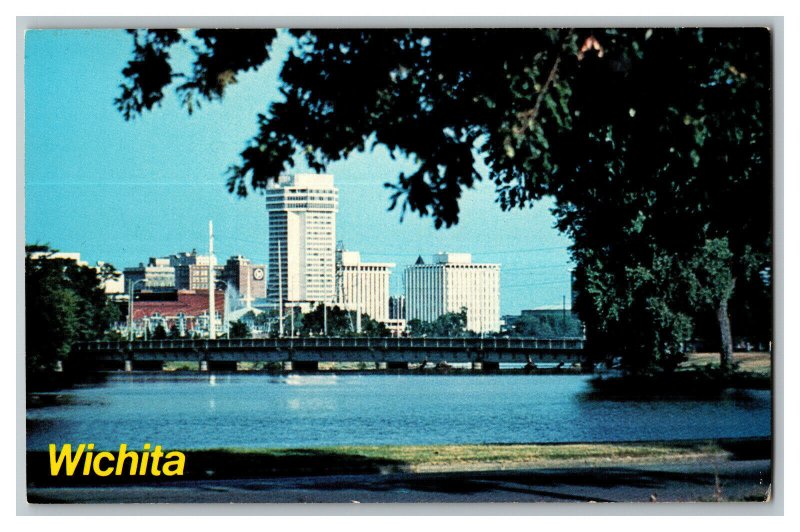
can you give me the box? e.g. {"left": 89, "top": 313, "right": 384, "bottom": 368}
{"left": 407, "top": 308, "right": 471, "bottom": 337}
{"left": 228, "top": 319, "right": 252, "bottom": 339}
{"left": 152, "top": 323, "right": 168, "bottom": 339}
{"left": 508, "top": 311, "right": 583, "bottom": 339}
{"left": 26, "top": 245, "right": 121, "bottom": 387}
{"left": 116, "top": 28, "right": 772, "bottom": 370}
{"left": 299, "top": 304, "right": 389, "bottom": 337}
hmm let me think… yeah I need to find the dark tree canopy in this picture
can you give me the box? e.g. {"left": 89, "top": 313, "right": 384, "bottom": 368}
{"left": 26, "top": 245, "right": 122, "bottom": 388}
{"left": 508, "top": 311, "right": 583, "bottom": 339}
{"left": 407, "top": 309, "right": 471, "bottom": 337}
{"left": 299, "top": 304, "right": 389, "bottom": 337}
{"left": 116, "top": 28, "right": 773, "bottom": 370}
{"left": 228, "top": 319, "right": 252, "bottom": 339}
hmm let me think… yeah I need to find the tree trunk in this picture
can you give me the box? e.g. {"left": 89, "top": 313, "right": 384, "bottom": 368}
{"left": 716, "top": 297, "right": 734, "bottom": 372}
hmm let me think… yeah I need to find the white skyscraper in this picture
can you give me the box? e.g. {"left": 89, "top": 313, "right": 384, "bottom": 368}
{"left": 404, "top": 253, "right": 501, "bottom": 334}
{"left": 266, "top": 174, "right": 338, "bottom": 309}
{"left": 336, "top": 250, "right": 394, "bottom": 323}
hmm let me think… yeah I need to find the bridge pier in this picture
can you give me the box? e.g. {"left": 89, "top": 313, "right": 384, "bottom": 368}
{"left": 481, "top": 361, "right": 500, "bottom": 372}
{"left": 376, "top": 362, "right": 388, "bottom": 370}
{"left": 198, "top": 360, "right": 208, "bottom": 372}
{"left": 208, "top": 361, "right": 238, "bottom": 372}
{"left": 124, "top": 360, "right": 164, "bottom": 371}
{"left": 292, "top": 361, "right": 319, "bottom": 372}
{"left": 134, "top": 360, "right": 164, "bottom": 371}
{"left": 523, "top": 362, "right": 538, "bottom": 373}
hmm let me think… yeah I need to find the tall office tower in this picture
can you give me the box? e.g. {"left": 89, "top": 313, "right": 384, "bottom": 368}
{"left": 404, "top": 253, "right": 501, "bottom": 334}
{"left": 266, "top": 174, "right": 338, "bottom": 309}
{"left": 336, "top": 250, "right": 394, "bottom": 323}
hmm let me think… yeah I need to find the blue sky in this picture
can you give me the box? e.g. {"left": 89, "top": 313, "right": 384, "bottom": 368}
{"left": 24, "top": 29, "right": 574, "bottom": 315}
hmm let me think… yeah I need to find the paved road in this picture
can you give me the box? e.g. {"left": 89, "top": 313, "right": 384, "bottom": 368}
{"left": 27, "top": 460, "right": 771, "bottom": 504}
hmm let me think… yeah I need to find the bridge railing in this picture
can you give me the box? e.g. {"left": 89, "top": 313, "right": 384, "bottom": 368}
{"left": 75, "top": 336, "right": 586, "bottom": 352}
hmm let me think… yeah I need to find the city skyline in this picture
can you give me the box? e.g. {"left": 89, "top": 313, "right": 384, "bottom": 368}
{"left": 24, "top": 29, "right": 574, "bottom": 315}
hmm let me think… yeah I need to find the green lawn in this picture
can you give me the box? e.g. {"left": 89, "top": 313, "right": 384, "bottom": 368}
{"left": 683, "top": 352, "right": 771, "bottom": 375}
{"left": 213, "top": 440, "right": 734, "bottom": 471}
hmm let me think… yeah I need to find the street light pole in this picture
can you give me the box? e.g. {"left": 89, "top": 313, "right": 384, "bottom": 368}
{"left": 215, "top": 279, "right": 230, "bottom": 338}
{"left": 127, "top": 279, "right": 147, "bottom": 341}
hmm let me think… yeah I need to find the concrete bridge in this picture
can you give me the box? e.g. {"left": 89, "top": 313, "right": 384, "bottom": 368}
{"left": 73, "top": 336, "right": 587, "bottom": 372}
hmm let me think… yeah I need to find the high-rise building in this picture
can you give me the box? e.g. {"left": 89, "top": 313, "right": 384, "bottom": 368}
{"left": 266, "top": 174, "right": 338, "bottom": 309}
{"left": 404, "top": 253, "right": 501, "bottom": 334}
{"left": 335, "top": 250, "right": 394, "bottom": 322}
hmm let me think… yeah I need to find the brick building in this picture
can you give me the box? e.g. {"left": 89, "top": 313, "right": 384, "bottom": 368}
{"left": 129, "top": 289, "right": 226, "bottom": 338}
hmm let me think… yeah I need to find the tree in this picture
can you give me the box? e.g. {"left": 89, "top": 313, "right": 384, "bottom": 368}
{"left": 298, "top": 303, "right": 388, "bottom": 337}
{"left": 152, "top": 323, "right": 168, "bottom": 339}
{"left": 116, "top": 28, "right": 772, "bottom": 371}
{"left": 26, "top": 245, "right": 122, "bottom": 387}
{"left": 229, "top": 319, "right": 252, "bottom": 339}
{"left": 510, "top": 311, "right": 582, "bottom": 339}
{"left": 407, "top": 308, "right": 471, "bottom": 337}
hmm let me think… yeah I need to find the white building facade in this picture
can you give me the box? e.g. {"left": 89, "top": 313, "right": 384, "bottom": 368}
{"left": 336, "top": 250, "right": 394, "bottom": 322}
{"left": 266, "top": 174, "right": 338, "bottom": 309}
{"left": 404, "top": 253, "right": 500, "bottom": 334}
{"left": 123, "top": 257, "right": 176, "bottom": 292}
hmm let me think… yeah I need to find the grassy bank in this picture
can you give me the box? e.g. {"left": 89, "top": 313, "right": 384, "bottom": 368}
{"left": 27, "top": 438, "right": 770, "bottom": 486}
{"left": 214, "top": 438, "right": 769, "bottom": 471}
{"left": 683, "top": 351, "right": 771, "bottom": 375}
{"left": 587, "top": 351, "right": 772, "bottom": 396}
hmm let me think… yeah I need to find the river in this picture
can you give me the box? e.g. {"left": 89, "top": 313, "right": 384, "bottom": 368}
{"left": 26, "top": 373, "right": 771, "bottom": 450}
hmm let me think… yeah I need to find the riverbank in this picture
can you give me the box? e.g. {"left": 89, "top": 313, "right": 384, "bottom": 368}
{"left": 27, "top": 438, "right": 771, "bottom": 503}
{"left": 683, "top": 352, "right": 771, "bottom": 375}
{"left": 589, "top": 370, "right": 771, "bottom": 396}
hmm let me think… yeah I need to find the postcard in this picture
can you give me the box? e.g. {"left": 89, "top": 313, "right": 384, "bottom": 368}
{"left": 23, "top": 25, "right": 775, "bottom": 507}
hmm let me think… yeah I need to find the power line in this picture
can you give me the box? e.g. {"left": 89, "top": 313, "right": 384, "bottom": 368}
{"left": 359, "top": 245, "right": 569, "bottom": 257}
{"left": 502, "top": 280, "right": 569, "bottom": 289}
{"left": 501, "top": 263, "right": 573, "bottom": 273}
{"left": 214, "top": 228, "right": 571, "bottom": 256}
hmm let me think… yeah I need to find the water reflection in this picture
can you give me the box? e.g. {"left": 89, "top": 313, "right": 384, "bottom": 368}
{"left": 284, "top": 375, "right": 339, "bottom": 386}
{"left": 26, "top": 373, "right": 771, "bottom": 450}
